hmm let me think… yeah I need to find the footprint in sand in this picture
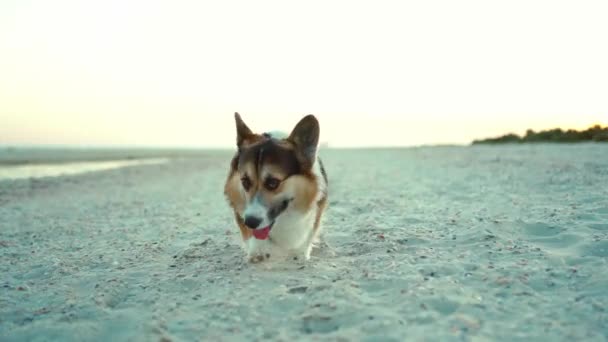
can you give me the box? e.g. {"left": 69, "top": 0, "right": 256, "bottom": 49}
{"left": 426, "top": 296, "right": 460, "bottom": 316}
{"left": 521, "top": 221, "right": 583, "bottom": 250}
{"left": 595, "top": 206, "right": 608, "bottom": 215}
{"left": 300, "top": 315, "right": 339, "bottom": 334}
{"left": 578, "top": 207, "right": 608, "bottom": 231}
{"left": 580, "top": 240, "right": 608, "bottom": 258}
{"left": 521, "top": 221, "right": 564, "bottom": 237}
{"left": 588, "top": 223, "right": 608, "bottom": 231}
{"left": 528, "top": 233, "right": 583, "bottom": 249}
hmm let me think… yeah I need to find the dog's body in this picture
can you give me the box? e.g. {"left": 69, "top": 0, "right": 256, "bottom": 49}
{"left": 224, "top": 113, "right": 328, "bottom": 262}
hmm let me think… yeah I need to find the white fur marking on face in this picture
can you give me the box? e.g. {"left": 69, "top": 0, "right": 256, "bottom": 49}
{"left": 243, "top": 195, "right": 272, "bottom": 227}
{"left": 266, "top": 131, "right": 288, "bottom": 139}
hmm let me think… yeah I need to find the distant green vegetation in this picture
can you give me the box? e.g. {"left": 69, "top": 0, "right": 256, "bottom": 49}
{"left": 472, "top": 125, "right": 608, "bottom": 144}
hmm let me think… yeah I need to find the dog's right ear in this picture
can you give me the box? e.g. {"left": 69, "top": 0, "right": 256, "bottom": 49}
{"left": 288, "top": 114, "right": 320, "bottom": 169}
{"left": 235, "top": 112, "right": 253, "bottom": 147}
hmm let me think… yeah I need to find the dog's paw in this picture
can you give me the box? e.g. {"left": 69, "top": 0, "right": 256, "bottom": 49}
{"left": 246, "top": 238, "right": 272, "bottom": 263}
{"left": 248, "top": 252, "right": 271, "bottom": 263}
{"left": 303, "top": 244, "right": 313, "bottom": 261}
{"left": 312, "top": 239, "right": 336, "bottom": 258}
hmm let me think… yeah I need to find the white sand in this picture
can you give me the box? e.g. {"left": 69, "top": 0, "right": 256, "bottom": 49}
{"left": 1, "top": 144, "right": 607, "bottom": 341}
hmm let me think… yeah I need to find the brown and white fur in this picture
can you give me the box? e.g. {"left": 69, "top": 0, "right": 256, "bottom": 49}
{"left": 224, "top": 113, "right": 328, "bottom": 263}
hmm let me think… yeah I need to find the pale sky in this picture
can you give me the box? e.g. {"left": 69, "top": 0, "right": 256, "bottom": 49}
{"left": 1, "top": 0, "right": 606, "bottom": 148}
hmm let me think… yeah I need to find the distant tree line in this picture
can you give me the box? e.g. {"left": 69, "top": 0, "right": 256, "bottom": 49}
{"left": 472, "top": 125, "right": 608, "bottom": 144}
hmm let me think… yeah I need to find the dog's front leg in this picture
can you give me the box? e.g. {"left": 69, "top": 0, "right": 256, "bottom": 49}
{"left": 246, "top": 238, "right": 272, "bottom": 263}
{"left": 295, "top": 231, "right": 315, "bottom": 261}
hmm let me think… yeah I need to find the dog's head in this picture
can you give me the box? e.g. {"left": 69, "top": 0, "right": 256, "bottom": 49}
{"left": 227, "top": 113, "right": 321, "bottom": 238}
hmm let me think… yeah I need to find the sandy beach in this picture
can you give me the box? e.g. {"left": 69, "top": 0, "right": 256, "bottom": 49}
{"left": 1, "top": 144, "right": 607, "bottom": 341}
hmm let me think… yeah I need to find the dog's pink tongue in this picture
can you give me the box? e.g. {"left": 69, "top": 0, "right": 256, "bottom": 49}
{"left": 252, "top": 226, "right": 271, "bottom": 240}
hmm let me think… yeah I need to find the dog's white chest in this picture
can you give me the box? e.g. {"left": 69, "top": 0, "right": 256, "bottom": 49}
{"left": 269, "top": 209, "right": 316, "bottom": 251}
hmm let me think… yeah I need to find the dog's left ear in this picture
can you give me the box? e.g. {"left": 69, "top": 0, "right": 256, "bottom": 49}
{"left": 288, "top": 114, "right": 320, "bottom": 169}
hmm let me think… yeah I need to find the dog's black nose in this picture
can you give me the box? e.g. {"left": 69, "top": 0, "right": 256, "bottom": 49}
{"left": 244, "top": 216, "right": 262, "bottom": 229}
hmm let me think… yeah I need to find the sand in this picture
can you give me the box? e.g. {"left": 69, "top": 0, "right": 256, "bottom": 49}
{"left": 1, "top": 144, "right": 607, "bottom": 341}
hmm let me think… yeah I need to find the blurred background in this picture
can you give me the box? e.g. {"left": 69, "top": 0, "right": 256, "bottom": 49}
{"left": 1, "top": 0, "right": 606, "bottom": 148}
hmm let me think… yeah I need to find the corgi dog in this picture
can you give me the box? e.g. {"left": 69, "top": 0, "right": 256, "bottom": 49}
{"left": 224, "top": 113, "right": 328, "bottom": 263}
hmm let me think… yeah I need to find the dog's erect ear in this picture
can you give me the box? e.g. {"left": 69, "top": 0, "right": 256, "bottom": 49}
{"left": 235, "top": 112, "right": 253, "bottom": 147}
{"left": 288, "top": 114, "right": 320, "bottom": 169}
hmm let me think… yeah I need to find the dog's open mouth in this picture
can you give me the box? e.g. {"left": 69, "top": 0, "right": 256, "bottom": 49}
{"left": 252, "top": 222, "right": 274, "bottom": 240}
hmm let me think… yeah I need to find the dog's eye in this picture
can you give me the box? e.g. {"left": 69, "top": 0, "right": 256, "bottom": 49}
{"left": 241, "top": 177, "right": 252, "bottom": 191}
{"left": 264, "top": 177, "right": 280, "bottom": 191}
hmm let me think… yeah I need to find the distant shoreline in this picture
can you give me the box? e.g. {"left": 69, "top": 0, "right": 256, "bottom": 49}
{"left": 472, "top": 124, "right": 608, "bottom": 145}
{"left": 3, "top": 130, "right": 606, "bottom": 167}
{"left": 0, "top": 147, "right": 224, "bottom": 166}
